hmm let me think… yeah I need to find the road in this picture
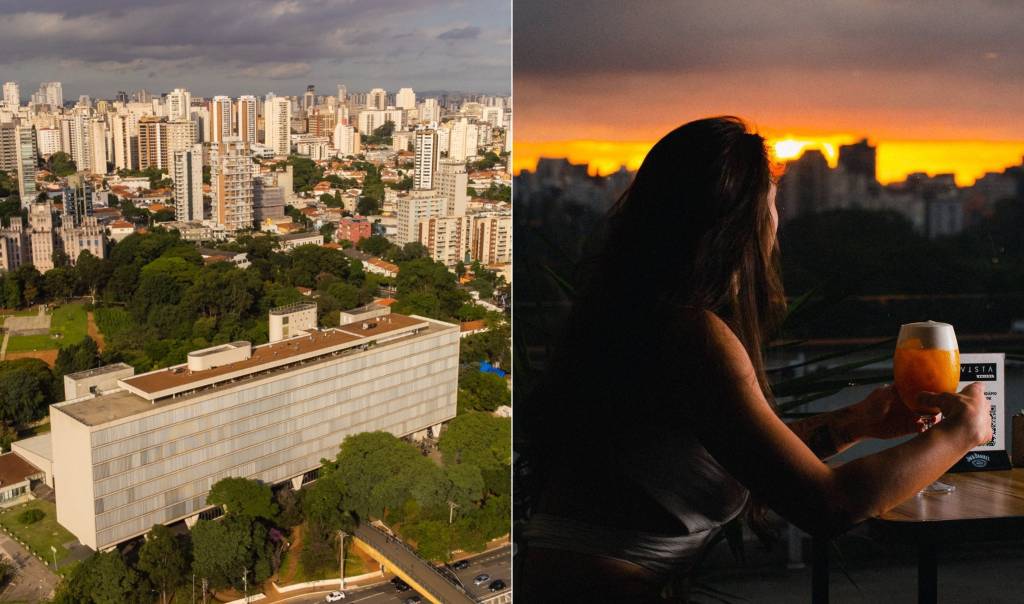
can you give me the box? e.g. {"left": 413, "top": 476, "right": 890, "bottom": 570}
{"left": 280, "top": 548, "right": 511, "bottom": 604}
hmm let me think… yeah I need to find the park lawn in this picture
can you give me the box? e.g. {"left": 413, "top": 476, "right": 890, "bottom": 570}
{"left": 0, "top": 499, "right": 79, "bottom": 571}
{"left": 6, "top": 303, "right": 89, "bottom": 353}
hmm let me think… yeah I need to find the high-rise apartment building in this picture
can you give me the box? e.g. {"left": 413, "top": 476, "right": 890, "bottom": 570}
{"left": 264, "top": 94, "right": 291, "bottom": 157}
{"left": 396, "top": 88, "right": 416, "bottom": 110}
{"left": 210, "top": 96, "right": 232, "bottom": 144}
{"left": 396, "top": 190, "right": 446, "bottom": 245}
{"left": 15, "top": 125, "right": 37, "bottom": 206}
{"left": 38, "top": 82, "right": 63, "bottom": 108}
{"left": 336, "top": 84, "right": 347, "bottom": 104}
{"left": 110, "top": 114, "right": 137, "bottom": 171}
{"left": 367, "top": 88, "right": 387, "bottom": 110}
{"left": 136, "top": 117, "right": 166, "bottom": 171}
{"left": 36, "top": 128, "right": 60, "bottom": 158}
{"left": 436, "top": 158, "right": 468, "bottom": 216}
{"left": 333, "top": 124, "right": 359, "bottom": 156}
{"left": 210, "top": 139, "right": 255, "bottom": 232}
{"left": 236, "top": 95, "right": 258, "bottom": 145}
{"left": 413, "top": 129, "right": 438, "bottom": 190}
{"left": 447, "top": 119, "right": 479, "bottom": 161}
{"left": 0, "top": 123, "right": 18, "bottom": 175}
{"left": 138, "top": 118, "right": 196, "bottom": 172}
{"left": 471, "top": 213, "right": 512, "bottom": 265}
{"left": 172, "top": 144, "right": 204, "bottom": 222}
{"left": 62, "top": 173, "right": 94, "bottom": 227}
{"left": 167, "top": 88, "right": 191, "bottom": 121}
{"left": 3, "top": 82, "right": 19, "bottom": 108}
{"left": 49, "top": 305, "right": 458, "bottom": 550}
{"left": 419, "top": 98, "right": 440, "bottom": 124}
{"left": 419, "top": 215, "right": 473, "bottom": 267}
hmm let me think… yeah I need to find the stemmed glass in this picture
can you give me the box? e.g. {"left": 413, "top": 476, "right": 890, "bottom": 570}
{"left": 893, "top": 321, "right": 960, "bottom": 494}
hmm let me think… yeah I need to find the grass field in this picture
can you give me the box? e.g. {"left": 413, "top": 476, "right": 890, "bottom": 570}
{"left": 6, "top": 304, "right": 89, "bottom": 353}
{"left": 0, "top": 500, "right": 78, "bottom": 571}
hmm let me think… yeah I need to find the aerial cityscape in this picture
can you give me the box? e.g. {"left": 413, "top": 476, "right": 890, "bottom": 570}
{"left": 0, "top": 70, "right": 512, "bottom": 604}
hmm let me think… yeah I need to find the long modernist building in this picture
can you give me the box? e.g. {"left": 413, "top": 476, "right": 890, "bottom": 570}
{"left": 50, "top": 303, "right": 458, "bottom": 550}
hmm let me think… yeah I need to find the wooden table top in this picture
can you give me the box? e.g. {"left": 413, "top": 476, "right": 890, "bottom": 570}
{"left": 877, "top": 468, "right": 1024, "bottom": 524}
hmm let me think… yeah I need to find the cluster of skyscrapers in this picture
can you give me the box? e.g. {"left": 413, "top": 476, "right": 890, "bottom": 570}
{"left": 0, "top": 81, "right": 511, "bottom": 246}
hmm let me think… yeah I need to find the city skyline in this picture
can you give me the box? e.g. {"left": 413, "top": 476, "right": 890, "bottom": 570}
{"left": 0, "top": 0, "right": 511, "bottom": 98}
{"left": 514, "top": 0, "right": 1024, "bottom": 186}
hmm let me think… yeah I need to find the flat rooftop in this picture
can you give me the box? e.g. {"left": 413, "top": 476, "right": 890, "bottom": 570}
{"left": 57, "top": 313, "right": 446, "bottom": 427}
{"left": 65, "top": 363, "right": 134, "bottom": 381}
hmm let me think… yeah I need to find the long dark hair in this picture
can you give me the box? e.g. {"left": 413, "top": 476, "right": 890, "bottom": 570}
{"left": 526, "top": 115, "right": 786, "bottom": 474}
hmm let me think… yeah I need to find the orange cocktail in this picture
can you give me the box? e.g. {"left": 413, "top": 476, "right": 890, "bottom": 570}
{"left": 893, "top": 322, "right": 960, "bottom": 414}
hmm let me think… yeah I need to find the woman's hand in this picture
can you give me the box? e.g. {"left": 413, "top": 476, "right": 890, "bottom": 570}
{"left": 917, "top": 382, "right": 993, "bottom": 447}
{"left": 851, "top": 385, "right": 940, "bottom": 440}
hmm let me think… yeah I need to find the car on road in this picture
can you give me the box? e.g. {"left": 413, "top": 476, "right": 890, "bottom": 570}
{"left": 473, "top": 573, "right": 490, "bottom": 586}
{"left": 404, "top": 596, "right": 422, "bottom": 604}
{"left": 488, "top": 579, "right": 506, "bottom": 592}
{"left": 325, "top": 591, "right": 346, "bottom": 602}
{"left": 450, "top": 559, "right": 470, "bottom": 570}
{"left": 391, "top": 577, "right": 411, "bottom": 592}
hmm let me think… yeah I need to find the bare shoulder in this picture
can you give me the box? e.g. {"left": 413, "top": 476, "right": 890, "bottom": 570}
{"left": 668, "top": 307, "right": 756, "bottom": 383}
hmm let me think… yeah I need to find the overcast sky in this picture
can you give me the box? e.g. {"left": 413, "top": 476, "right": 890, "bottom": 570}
{"left": 515, "top": 0, "right": 1024, "bottom": 142}
{"left": 0, "top": 0, "right": 510, "bottom": 100}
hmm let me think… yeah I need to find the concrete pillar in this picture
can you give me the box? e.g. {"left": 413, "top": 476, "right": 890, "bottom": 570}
{"left": 411, "top": 429, "right": 428, "bottom": 442}
{"left": 184, "top": 514, "right": 199, "bottom": 529}
{"left": 429, "top": 423, "right": 443, "bottom": 438}
{"left": 291, "top": 475, "right": 304, "bottom": 490}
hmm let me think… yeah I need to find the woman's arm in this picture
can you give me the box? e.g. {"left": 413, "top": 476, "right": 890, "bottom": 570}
{"left": 682, "top": 311, "right": 990, "bottom": 537}
{"left": 787, "top": 386, "right": 936, "bottom": 459}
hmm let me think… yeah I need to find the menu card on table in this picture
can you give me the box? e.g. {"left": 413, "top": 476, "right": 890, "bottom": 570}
{"left": 950, "top": 353, "right": 1010, "bottom": 472}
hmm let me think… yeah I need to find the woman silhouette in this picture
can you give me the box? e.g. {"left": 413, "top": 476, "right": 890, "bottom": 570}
{"left": 519, "top": 116, "right": 990, "bottom": 601}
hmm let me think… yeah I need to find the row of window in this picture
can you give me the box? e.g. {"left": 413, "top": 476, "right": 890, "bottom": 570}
{"left": 94, "top": 389, "right": 455, "bottom": 538}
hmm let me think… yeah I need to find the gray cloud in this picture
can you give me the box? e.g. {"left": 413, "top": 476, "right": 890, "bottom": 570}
{"left": 438, "top": 26, "right": 481, "bottom": 40}
{"left": 0, "top": 0, "right": 509, "bottom": 98}
{"left": 515, "top": 0, "right": 1024, "bottom": 80}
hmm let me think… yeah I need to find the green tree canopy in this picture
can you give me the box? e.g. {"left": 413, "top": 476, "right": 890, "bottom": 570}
{"left": 438, "top": 412, "right": 511, "bottom": 472}
{"left": 207, "top": 477, "right": 279, "bottom": 520}
{"left": 457, "top": 370, "right": 510, "bottom": 414}
{"left": 137, "top": 524, "right": 190, "bottom": 603}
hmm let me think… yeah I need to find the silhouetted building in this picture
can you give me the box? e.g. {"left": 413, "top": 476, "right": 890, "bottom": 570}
{"left": 838, "top": 138, "right": 877, "bottom": 182}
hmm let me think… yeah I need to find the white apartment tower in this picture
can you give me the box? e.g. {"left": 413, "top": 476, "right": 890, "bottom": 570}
{"left": 3, "top": 82, "right": 18, "bottom": 108}
{"left": 236, "top": 95, "right": 258, "bottom": 145}
{"left": 210, "top": 96, "right": 232, "bottom": 144}
{"left": 210, "top": 139, "right": 255, "bottom": 232}
{"left": 333, "top": 123, "right": 358, "bottom": 157}
{"left": 167, "top": 88, "right": 191, "bottom": 121}
{"left": 172, "top": 144, "right": 204, "bottom": 222}
{"left": 448, "top": 119, "right": 479, "bottom": 162}
{"left": 367, "top": 88, "right": 387, "bottom": 110}
{"left": 436, "top": 158, "right": 468, "bottom": 216}
{"left": 396, "top": 88, "right": 416, "bottom": 110}
{"left": 264, "top": 93, "right": 292, "bottom": 157}
{"left": 419, "top": 98, "right": 440, "bottom": 124}
{"left": 413, "top": 129, "right": 438, "bottom": 190}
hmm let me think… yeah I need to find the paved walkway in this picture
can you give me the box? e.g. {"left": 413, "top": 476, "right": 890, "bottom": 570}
{"left": 0, "top": 531, "right": 56, "bottom": 603}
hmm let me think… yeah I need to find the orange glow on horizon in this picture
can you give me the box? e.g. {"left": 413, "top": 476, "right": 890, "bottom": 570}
{"left": 516, "top": 138, "right": 1024, "bottom": 187}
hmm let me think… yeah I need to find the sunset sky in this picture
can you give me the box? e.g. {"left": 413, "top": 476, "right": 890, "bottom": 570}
{"left": 514, "top": 1, "right": 1024, "bottom": 186}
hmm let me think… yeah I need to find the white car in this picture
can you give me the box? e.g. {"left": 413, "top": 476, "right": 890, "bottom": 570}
{"left": 325, "top": 591, "right": 346, "bottom": 602}
{"left": 473, "top": 574, "right": 490, "bottom": 586}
